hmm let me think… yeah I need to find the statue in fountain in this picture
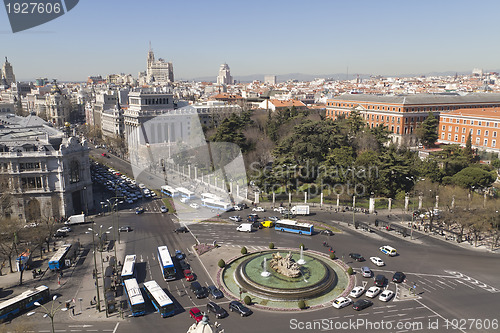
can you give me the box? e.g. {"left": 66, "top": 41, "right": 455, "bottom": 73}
{"left": 269, "top": 252, "right": 301, "bottom": 277}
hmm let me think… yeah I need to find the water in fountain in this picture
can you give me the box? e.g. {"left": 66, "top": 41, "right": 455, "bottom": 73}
{"left": 261, "top": 257, "right": 271, "bottom": 277}
{"left": 297, "top": 246, "right": 306, "bottom": 265}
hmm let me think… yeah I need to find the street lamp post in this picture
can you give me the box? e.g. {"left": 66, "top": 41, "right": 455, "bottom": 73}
{"left": 33, "top": 295, "right": 68, "bottom": 333}
{"left": 86, "top": 225, "right": 101, "bottom": 312}
{"left": 88, "top": 225, "right": 112, "bottom": 317}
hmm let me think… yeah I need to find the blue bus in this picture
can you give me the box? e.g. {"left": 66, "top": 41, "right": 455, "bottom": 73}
{"left": 275, "top": 219, "right": 314, "bottom": 235}
{"left": 48, "top": 244, "right": 72, "bottom": 270}
{"left": 0, "top": 286, "right": 50, "bottom": 322}
{"left": 161, "top": 185, "right": 179, "bottom": 197}
{"left": 143, "top": 280, "right": 175, "bottom": 317}
{"left": 121, "top": 254, "right": 136, "bottom": 281}
{"left": 123, "top": 278, "right": 145, "bottom": 316}
{"left": 157, "top": 246, "right": 175, "bottom": 281}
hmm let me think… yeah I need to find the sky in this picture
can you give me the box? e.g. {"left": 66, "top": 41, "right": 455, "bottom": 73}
{"left": 1, "top": 0, "right": 500, "bottom": 81}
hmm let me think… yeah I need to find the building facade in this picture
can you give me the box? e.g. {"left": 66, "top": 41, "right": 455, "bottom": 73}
{"left": 0, "top": 114, "right": 93, "bottom": 222}
{"left": 146, "top": 45, "right": 174, "bottom": 84}
{"left": 1, "top": 57, "right": 15, "bottom": 86}
{"left": 217, "top": 63, "right": 233, "bottom": 86}
{"left": 438, "top": 108, "right": 500, "bottom": 153}
{"left": 326, "top": 93, "right": 500, "bottom": 146}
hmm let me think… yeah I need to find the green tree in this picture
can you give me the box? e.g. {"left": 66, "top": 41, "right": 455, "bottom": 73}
{"left": 451, "top": 167, "right": 496, "bottom": 189}
{"left": 417, "top": 112, "right": 439, "bottom": 148}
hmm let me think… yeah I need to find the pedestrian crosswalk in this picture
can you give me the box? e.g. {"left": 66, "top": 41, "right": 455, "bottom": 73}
{"left": 215, "top": 243, "right": 269, "bottom": 252}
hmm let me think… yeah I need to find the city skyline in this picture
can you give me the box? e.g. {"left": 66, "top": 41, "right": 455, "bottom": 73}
{"left": 1, "top": 0, "right": 500, "bottom": 81}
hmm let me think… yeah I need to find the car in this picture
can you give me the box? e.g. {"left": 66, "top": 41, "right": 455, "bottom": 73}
{"left": 268, "top": 216, "right": 280, "bottom": 222}
{"left": 160, "top": 206, "right": 168, "bottom": 213}
{"left": 352, "top": 299, "right": 373, "bottom": 311}
{"left": 206, "top": 301, "right": 228, "bottom": 319}
{"left": 349, "top": 286, "right": 365, "bottom": 298}
{"left": 332, "top": 297, "right": 352, "bottom": 309}
{"left": 173, "top": 226, "right": 188, "bottom": 233}
{"left": 175, "top": 250, "right": 184, "bottom": 260}
{"left": 101, "top": 153, "right": 107, "bottom": 157}
{"left": 190, "top": 203, "right": 200, "bottom": 209}
{"left": 53, "top": 231, "right": 67, "bottom": 238}
{"left": 183, "top": 269, "right": 195, "bottom": 281}
{"left": 252, "top": 207, "right": 265, "bottom": 212}
{"left": 207, "top": 285, "right": 224, "bottom": 299}
{"left": 229, "top": 216, "right": 242, "bottom": 222}
{"left": 237, "top": 203, "right": 248, "bottom": 210}
{"left": 119, "top": 226, "right": 132, "bottom": 232}
{"left": 24, "top": 222, "right": 38, "bottom": 228}
{"left": 273, "top": 207, "right": 285, "bottom": 212}
{"left": 370, "top": 257, "right": 385, "bottom": 266}
{"left": 365, "top": 286, "right": 381, "bottom": 298}
{"left": 179, "top": 259, "right": 190, "bottom": 270}
{"left": 251, "top": 221, "right": 263, "bottom": 229}
{"left": 57, "top": 226, "right": 71, "bottom": 233}
{"left": 228, "top": 301, "right": 252, "bottom": 317}
{"left": 380, "top": 245, "right": 397, "bottom": 257}
{"left": 135, "top": 207, "right": 145, "bottom": 214}
{"left": 361, "top": 266, "right": 372, "bottom": 278}
{"left": 392, "top": 271, "right": 406, "bottom": 283}
{"left": 189, "top": 307, "right": 203, "bottom": 322}
{"left": 320, "top": 229, "right": 334, "bottom": 236}
{"left": 190, "top": 281, "right": 207, "bottom": 298}
{"left": 374, "top": 274, "right": 386, "bottom": 287}
{"left": 379, "top": 290, "right": 395, "bottom": 302}
{"left": 126, "top": 198, "right": 134, "bottom": 204}
{"left": 349, "top": 253, "right": 365, "bottom": 262}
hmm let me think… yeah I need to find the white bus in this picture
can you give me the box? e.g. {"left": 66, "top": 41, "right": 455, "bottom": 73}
{"left": 201, "top": 198, "right": 231, "bottom": 211}
{"left": 121, "top": 254, "right": 136, "bottom": 281}
{"left": 157, "top": 246, "right": 176, "bottom": 281}
{"left": 176, "top": 187, "right": 195, "bottom": 199}
{"left": 143, "top": 280, "right": 175, "bottom": 317}
{"left": 123, "top": 278, "right": 145, "bottom": 316}
{"left": 161, "top": 185, "right": 179, "bottom": 197}
{"left": 201, "top": 192, "right": 223, "bottom": 201}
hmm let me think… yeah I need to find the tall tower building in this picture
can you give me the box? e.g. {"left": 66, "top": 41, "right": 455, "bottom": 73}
{"left": 2, "top": 57, "right": 16, "bottom": 86}
{"left": 146, "top": 44, "right": 174, "bottom": 84}
{"left": 217, "top": 63, "right": 233, "bottom": 85}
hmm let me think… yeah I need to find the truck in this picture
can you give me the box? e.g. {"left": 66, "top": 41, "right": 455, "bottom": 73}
{"left": 236, "top": 223, "right": 253, "bottom": 233}
{"left": 290, "top": 205, "right": 310, "bottom": 216}
{"left": 64, "top": 214, "right": 89, "bottom": 225}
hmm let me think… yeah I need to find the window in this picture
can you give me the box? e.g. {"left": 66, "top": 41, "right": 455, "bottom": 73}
{"left": 494, "top": 131, "right": 497, "bottom": 137}
{"left": 477, "top": 129, "right": 481, "bottom": 136}
{"left": 479, "top": 121, "right": 482, "bottom": 126}
{"left": 69, "top": 160, "right": 80, "bottom": 184}
{"left": 448, "top": 126, "right": 452, "bottom": 131}
{"left": 447, "top": 133, "right": 451, "bottom": 140}
{"left": 471, "top": 120, "right": 474, "bottom": 125}
{"left": 19, "top": 162, "right": 40, "bottom": 171}
{"left": 454, "top": 134, "right": 458, "bottom": 141}
{"left": 476, "top": 137, "right": 480, "bottom": 144}
{"left": 455, "top": 126, "right": 459, "bottom": 132}
{"left": 442, "top": 125, "right": 446, "bottom": 131}
{"left": 493, "top": 140, "right": 496, "bottom": 148}
{"left": 485, "top": 130, "right": 489, "bottom": 136}
{"left": 441, "top": 133, "right": 445, "bottom": 139}
{"left": 462, "top": 128, "right": 466, "bottom": 133}
{"left": 486, "top": 122, "right": 490, "bottom": 127}
{"left": 21, "top": 176, "right": 42, "bottom": 190}
{"left": 461, "top": 135, "right": 465, "bottom": 143}
{"left": 484, "top": 139, "right": 488, "bottom": 146}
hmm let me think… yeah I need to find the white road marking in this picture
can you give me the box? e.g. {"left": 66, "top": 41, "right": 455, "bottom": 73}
{"left": 416, "top": 299, "right": 466, "bottom": 333}
{"left": 112, "top": 323, "right": 120, "bottom": 333}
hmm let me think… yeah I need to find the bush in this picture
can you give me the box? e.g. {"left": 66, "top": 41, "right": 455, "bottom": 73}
{"left": 329, "top": 252, "right": 336, "bottom": 260}
{"left": 298, "top": 300, "right": 306, "bottom": 309}
{"left": 243, "top": 295, "right": 251, "bottom": 305}
{"left": 269, "top": 242, "right": 274, "bottom": 249}
{"left": 218, "top": 259, "right": 225, "bottom": 268}
{"left": 347, "top": 267, "right": 353, "bottom": 275}
{"left": 241, "top": 246, "right": 248, "bottom": 255}
{"left": 299, "top": 243, "right": 305, "bottom": 250}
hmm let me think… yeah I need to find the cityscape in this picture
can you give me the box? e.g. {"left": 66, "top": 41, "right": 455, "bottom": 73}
{"left": 1, "top": 2, "right": 500, "bottom": 333}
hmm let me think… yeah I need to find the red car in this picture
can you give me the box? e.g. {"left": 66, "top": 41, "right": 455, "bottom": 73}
{"left": 183, "top": 269, "right": 195, "bottom": 281}
{"left": 189, "top": 307, "right": 203, "bottom": 322}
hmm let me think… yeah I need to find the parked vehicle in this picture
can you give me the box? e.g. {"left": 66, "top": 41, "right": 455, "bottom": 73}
{"left": 236, "top": 223, "right": 253, "bottom": 232}
{"left": 229, "top": 301, "right": 252, "bottom": 317}
{"left": 206, "top": 301, "right": 228, "bottom": 319}
{"left": 290, "top": 205, "right": 310, "bottom": 215}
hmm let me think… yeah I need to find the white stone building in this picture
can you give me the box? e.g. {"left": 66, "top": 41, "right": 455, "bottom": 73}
{"left": 1, "top": 57, "right": 16, "bottom": 86}
{"left": 217, "top": 63, "right": 233, "bottom": 86}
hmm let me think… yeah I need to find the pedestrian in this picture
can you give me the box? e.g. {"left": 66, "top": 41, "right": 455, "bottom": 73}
{"left": 72, "top": 308, "right": 75, "bottom": 316}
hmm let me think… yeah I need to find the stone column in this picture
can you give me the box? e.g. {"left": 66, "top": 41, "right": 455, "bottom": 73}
{"left": 388, "top": 198, "right": 392, "bottom": 212}
{"left": 336, "top": 194, "right": 340, "bottom": 209}
{"left": 304, "top": 192, "right": 307, "bottom": 204}
{"left": 320, "top": 192, "right": 323, "bottom": 207}
{"left": 369, "top": 197, "right": 375, "bottom": 214}
{"left": 404, "top": 195, "right": 409, "bottom": 212}
{"left": 272, "top": 192, "right": 276, "bottom": 206}
{"left": 418, "top": 195, "right": 423, "bottom": 210}
{"left": 435, "top": 195, "right": 439, "bottom": 209}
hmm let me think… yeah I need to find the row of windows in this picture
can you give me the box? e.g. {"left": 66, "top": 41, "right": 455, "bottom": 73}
{"left": 19, "top": 162, "right": 40, "bottom": 171}
{"left": 442, "top": 118, "right": 500, "bottom": 127}
{"left": 327, "top": 102, "right": 500, "bottom": 112}
{"left": 21, "top": 176, "right": 42, "bottom": 190}
{"left": 442, "top": 133, "right": 497, "bottom": 148}
{"left": 441, "top": 125, "right": 498, "bottom": 137}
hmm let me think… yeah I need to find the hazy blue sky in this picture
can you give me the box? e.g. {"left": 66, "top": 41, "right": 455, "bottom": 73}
{"left": 1, "top": 0, "right": 499, "bottom": 81}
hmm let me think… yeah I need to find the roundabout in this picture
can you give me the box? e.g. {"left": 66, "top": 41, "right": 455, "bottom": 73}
{"left": 219, "top": 249, "right": 354, "bottom": 310}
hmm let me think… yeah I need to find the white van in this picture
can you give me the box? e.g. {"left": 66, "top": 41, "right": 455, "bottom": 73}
{"left": 236, "top": 223, "right": 253, "bottom": 233}
{"left": 379, "top": 245, "right": 397, "bottom": 257}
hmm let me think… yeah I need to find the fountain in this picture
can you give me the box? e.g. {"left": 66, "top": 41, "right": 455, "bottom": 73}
{"left": 260, "top": 257, "right": 271, "bottom": 277}
{"left": 297, "top": 246, "right": 306, "bottom": 265}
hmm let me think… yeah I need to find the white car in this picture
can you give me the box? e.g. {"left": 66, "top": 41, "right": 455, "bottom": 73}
{"left": 190, "top": 203, "right": 200, "bottom": 209}
{"left": 57, "top": 226, "right": 71, "bottom": 233}
{"left": 349, "top": 286, "right": 365, "bottom": 298}
{"left": 379, "top": 290, "right": 395, "bottom": 302}
{"left": 332, "top": 297, "right": 352, "bottom": 309}
{"left": 229, "top": 216, "right": 242, "bottom": 222}
{"left": 252, "top": 207, "right": 265, "bottom": 212}
{"left": 365, "top": 286, "right": 381, "bottom": 298}
{"left": 370, "top": 256, "right": 385, "bottom": 266}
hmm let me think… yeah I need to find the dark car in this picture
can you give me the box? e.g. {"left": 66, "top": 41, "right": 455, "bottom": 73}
{"left": 228, "top": 301, "right": 252, "bottom": 317}
{"left": 190, "top": 281, "right": 207, "bottom": 299}
{"left": 53, "top": 231, "right": 67, "bottom": 238}
{"left": 251, "top": 221, "right": 263, "bottom": 229}
{"left": 352, "top": 299, "right": 373, "bottom": 311}
{"left": 173, "top": 226, "right": 188, "bottom": 233}
{"left": 392, "top": 271, "right": 406, "bottom": 283}
{"left": 175, "top": 250, "right": 184, "bottom": 260}
{"left": 207, "top": 285, "right": 224, "bottom": 299}
{"left": 207, "top": 301, "right": 228, "bottom": 319}
{"left": 135, "top": 207, "right": 145, "bottom": 214}
{"left": 237, "top": 203, "right": 248, "bottom": 210}
{"left": 119, "top": 226, "right": 132, "bottom": 232}
{"left": 320, "top": 229, "right": 334, "bottom": 236}
{"left": 374, "top": 274, "right": 386, "bottom": 287}
{"left": 179, "top": 259, "right": 190, "bottom": 270}
{"left": 349, "top": 253, "right": 365, "bottom": 262}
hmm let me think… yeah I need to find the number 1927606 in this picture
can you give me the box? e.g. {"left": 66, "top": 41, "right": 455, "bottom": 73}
{"left": 444, "top": 318, "right": 498, "bottom": 330}
{"left": 5, "top": 2, "right": 61, "bottom": 14}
